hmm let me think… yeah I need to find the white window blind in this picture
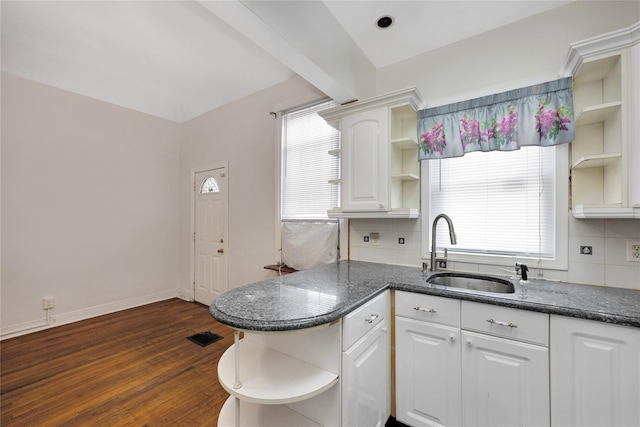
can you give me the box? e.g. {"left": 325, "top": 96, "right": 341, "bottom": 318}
{"left": 281, "top": 99, "right": 339, "bottom": 220}
{"left": 429, "top": 146, "right": 555, "bottom": 258}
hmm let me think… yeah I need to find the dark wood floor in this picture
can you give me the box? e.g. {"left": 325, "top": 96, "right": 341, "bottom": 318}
{"left": 1, "top": 298, "right": 234, "bottom": 426}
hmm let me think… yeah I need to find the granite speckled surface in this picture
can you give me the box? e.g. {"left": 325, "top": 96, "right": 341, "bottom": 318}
{"left": 210, "top": 261, "right": 640, "bottom": 331}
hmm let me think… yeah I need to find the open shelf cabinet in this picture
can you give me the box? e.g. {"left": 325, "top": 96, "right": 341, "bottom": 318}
{"left": 560, "top": 22, "right": 640, "bottom": 218}
{"left": 571, "top": 51, "right": 627, "bottom": 213}
{"left": 216, "top": 323, "right": 341, "bottom": 426}
{"left": 389, "top": 104, "right": 421, "bottom": 214}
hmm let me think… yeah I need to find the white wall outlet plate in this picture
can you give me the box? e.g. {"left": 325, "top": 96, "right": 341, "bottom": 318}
{"left": 43, "top": 297, "right": 55, "bottom": 309}
{"left": 627, "top": 240, "right": 640, "bottom": 262}
{"left": 370, "top": 232, "right": 380, "bottom": 246}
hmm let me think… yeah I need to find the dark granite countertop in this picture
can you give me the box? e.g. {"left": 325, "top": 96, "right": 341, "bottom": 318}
{"left": 210, "top": 261, "right": 640, "bottom": 331}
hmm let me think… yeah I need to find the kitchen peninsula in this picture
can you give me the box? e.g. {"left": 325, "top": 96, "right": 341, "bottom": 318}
{"left": 210, "top": 261, "right": 640, "bottom": 427}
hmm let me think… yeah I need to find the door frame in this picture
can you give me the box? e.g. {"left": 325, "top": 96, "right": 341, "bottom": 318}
{"left": 190, "top": 161, "right": 229, "bottom": 302}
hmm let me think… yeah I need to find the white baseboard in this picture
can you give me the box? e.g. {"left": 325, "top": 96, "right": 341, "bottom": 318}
{"left": 1, "top": 289, "right": 177, "bottom": 340}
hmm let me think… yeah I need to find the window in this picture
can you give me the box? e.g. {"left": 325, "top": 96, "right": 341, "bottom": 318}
{"left": 277, "top": 99, "right": 341, "bottom": 271}
{"left": 281, "top": 99, "right": 340, "bottom": 220}
{"left": 200, "top": 177, "right": 219, "bottom": 194}
{"left": 423, "top": 145, "right": 568, "bottom": 269}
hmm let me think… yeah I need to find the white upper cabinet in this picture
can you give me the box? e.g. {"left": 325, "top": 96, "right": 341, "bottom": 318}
{"left": 340, "top": 108, "right": 389, "bottom": 212}
{"left": 560, "top": 22, "right": 640, "bottom": 218}
{"left": 319, "top": 87, "right": 426, "bottom": 218}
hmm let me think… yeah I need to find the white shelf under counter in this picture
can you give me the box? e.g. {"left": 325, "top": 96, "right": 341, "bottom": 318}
{"left": 218, "top": 338, "right": 339, "bottom": 405}
{"left": 217, "top": 396, "right": 322, "bottom": 427}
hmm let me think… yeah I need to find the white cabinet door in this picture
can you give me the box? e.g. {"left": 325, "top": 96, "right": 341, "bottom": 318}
{"left": 342, "top": 319, "right": 390, "bottom": 427}
{"left": 341, "top": 108, "right": 389, "bottom": 212}
{"left": 396, "top": 316, "right": 462, "bottom": 427}
{"left": 461, "top": 331, "right": 549, "bottom": 427}
{"left": 550, "top": 315, "right": 640, "bottom": 427}
{"left": 630, "top": 42, "right": 640, "bottom": 209}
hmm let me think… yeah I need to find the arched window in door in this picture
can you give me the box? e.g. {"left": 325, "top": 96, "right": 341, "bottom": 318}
{"left": 200, "top": 177, "right": 220, "bottom": 194}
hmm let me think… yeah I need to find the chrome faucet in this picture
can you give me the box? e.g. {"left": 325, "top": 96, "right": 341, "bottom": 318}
{"left": 430, "top": 214, "right": 457, "bottom": 271}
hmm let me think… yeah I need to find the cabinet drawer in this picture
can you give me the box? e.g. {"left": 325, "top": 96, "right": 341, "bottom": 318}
{"left": 395, "top": 291, "right": 460, "bottom": 327}
{"left": 343, "top": 291, "right": 389, "bottom": 351}
{"left": 462, "top": 301, "right": 549, "bottom": 346}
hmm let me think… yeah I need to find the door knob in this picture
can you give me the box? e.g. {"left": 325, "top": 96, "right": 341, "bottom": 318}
{"left": 217, "top": 248, "right": 224, "bottom": 254}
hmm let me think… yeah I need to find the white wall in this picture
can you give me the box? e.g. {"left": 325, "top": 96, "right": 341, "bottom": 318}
{"left": 377, "top": 1, "right": 640, "bottom": 108}
{"left": 1, "top": 73, "right": 182, "bottom": 337}
{"left": 179, "top": 75, "right": 326, "bottom": 292}
{"left": 350, "top": 2, "right": 640, "bottom": 290}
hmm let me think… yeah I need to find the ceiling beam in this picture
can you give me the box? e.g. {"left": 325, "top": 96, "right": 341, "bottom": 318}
{"left": 198, "top": 0, "right": 376, "bottom": 104}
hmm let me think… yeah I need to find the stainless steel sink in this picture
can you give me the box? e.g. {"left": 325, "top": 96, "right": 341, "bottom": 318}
{"left": 427, "top": 272, "right": 515, "bottom": 294}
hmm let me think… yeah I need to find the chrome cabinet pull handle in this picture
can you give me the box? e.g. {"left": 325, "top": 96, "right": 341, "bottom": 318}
{"left": 365, "top": 314, "right": 379, "bottom": 324}
{"left": 486, "top": 318, "right": 518, "bottom": 328}
{"left": 414, "top": 306, "right": 436, "bottom": 313}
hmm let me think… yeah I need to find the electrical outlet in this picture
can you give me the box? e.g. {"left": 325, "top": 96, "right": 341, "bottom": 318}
{"left": 370, "top": 232, "right": 380, "bottom": 246}
{"left": 627, "top": 240, "right": 640, "bottom": 262}
{"left": 43, "top": 297, "right": 55, "bottom": 309}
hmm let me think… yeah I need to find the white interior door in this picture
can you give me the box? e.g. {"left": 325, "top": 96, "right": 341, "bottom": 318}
{"left": 194, "top": 167, "right": 228, "bottom": 305}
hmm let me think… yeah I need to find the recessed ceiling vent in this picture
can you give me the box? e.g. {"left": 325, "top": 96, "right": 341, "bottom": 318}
{"left": 376, "top": 15, "right": 394, "bottom": 29}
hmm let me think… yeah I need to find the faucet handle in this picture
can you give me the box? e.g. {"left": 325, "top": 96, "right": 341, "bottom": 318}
{"left": 515, "top": 263, "right": 529, "bottom": 281}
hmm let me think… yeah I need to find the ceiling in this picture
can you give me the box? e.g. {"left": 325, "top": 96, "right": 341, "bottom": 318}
{"left": 1, "top": 1, "right": 572, "bottom": 123}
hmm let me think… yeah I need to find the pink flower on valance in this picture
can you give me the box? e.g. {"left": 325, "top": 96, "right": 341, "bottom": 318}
{"left": 420, "top": 123, "right": 447, "bottom": 156}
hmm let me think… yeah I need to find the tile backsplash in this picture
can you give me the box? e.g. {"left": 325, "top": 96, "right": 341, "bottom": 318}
{"left": 349, "top": 217, "right": 640, "bottom": 290}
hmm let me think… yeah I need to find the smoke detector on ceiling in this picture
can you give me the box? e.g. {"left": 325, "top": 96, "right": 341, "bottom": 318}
{"left": 376, "top": 15, "right": 394, "bottom": 29}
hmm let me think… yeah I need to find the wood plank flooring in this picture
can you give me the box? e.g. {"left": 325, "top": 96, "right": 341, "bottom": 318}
{"left": 1, "top": 298, "right": 234, "bottom": 426}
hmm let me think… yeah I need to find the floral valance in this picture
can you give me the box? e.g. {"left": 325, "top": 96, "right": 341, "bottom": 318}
{"left": 418, "top": 78, "right": 574, "bottom": 160}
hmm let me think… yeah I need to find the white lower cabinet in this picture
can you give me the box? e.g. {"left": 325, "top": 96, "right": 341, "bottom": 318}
{"left": 396, "top": 316, "right": 461, "bottom": 427}
{"left": 342, "top": 319, "right": 390, "bottom": 427}
{"left": 461, "top": 331, "right": 549, "bottom": 427}
{"left": 342, "top": 291, "right": 391, "bottom": 427}
{"left": 550, "top": 315, "right": 640, "bottom": 427}
{"left": 395, "top": 292, "right": 550, "bottom": 427}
